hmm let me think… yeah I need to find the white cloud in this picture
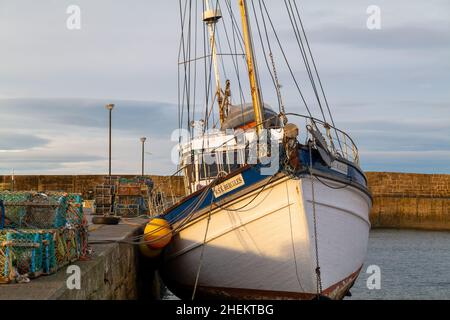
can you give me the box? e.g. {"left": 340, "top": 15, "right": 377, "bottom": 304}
{"left": 0, "top": 1, "right": 448, "bottom": 174}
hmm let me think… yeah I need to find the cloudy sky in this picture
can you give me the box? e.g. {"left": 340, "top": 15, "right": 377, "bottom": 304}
{"left": 0, "top": 0, "right": 449, "bottom": 175}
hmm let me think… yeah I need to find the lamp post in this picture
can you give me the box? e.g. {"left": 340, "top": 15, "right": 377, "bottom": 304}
{"left": 140, "top": 137, "right": 147, "bottom": 176}
{"left": 11, "top": 168, "right": 15, "bottom": 192}
{"left": 105, "top": 104, "right": 115, "bottom": 176}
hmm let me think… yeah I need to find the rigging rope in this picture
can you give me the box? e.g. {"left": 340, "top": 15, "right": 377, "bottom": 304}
{"left": 285, "top": 181, "right": 305, "bottom": 292}
{"left": 178, "top": 0, "right": 342, "bottom": 148}
{"left": 255, "top": 0, "right": 286, "bottom": 118}
{"left": 249, "top": 0, "right": 283, "bottom": 113}
{"left": 191, "top": 197, "right": 214, "bottom": 300}
{"left": 284, "top": 0, "right": 327, "bottom": 124}
{"left": 258, "top": 0, "right": 314, "bottom": 119}
{"left": 220, "top": 1, "right": 247, "bottom": 106}
{"left": 308, "top": 140, "right": 322, "bottom": 296}
{"left": 214, "top": 172, "right": 276, "bottom": 212}
{"left": 290, "top": 1, "right": 343, "bottom": 152}
{"left": 224, "top": 0, "right": 248, "bottom": 108}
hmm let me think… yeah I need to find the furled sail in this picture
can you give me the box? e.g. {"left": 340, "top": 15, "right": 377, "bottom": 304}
{"left": 221, "top": 103, "right": 280, "bottom": 130}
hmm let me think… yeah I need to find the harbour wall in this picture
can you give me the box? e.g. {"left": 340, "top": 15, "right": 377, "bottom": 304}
{"left": 367, "top": 172, "right": 450, "bottom": 231}
{"left": 51, "top": 225, "right": 162, "bottom": 300}
{"left": 1, "top": 172, "right": 449, "bottom": 231}
{"left": 0, "top": 174, "right": 185, "bottom": 198}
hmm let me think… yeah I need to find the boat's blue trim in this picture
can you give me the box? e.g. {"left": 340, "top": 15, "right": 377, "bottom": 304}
{"left": 298, "top": 147, "right": 367, "bottom": 186}
{"left": 162, "top": 147, "right": 368, "bottom": 222}
{"left": 162, "top": 164, "right": 269, "bottom": 223}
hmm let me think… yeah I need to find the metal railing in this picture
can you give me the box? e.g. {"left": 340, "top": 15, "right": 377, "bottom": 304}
{"left": 285, "top": 113, "right": 360, "bottom": 165}
{"left": 148, "top": 174, "right": 184, "bottom": 217}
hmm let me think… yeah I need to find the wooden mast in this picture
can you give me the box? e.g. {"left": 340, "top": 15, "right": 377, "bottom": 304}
{"left": 238, "top": 0, "right": 265, "bottom": 134}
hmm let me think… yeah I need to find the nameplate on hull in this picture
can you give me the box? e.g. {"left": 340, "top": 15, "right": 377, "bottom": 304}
{"left": 213, "top": 174, "right": 245, "bottom": 198}
{"left": 331, "top": 161, "right": 348, "bottom": 175}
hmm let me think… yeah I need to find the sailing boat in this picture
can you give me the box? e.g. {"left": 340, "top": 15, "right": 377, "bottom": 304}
{"left": 156, "top": 0, "right": 372, "bottom": 300}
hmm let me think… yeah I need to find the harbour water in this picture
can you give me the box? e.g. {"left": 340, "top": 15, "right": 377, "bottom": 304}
{"left": 349, "top": 229, "right": 450, "bottom": 300}
{"left": 163, "top": 229, "right": 450, "bottom": 300}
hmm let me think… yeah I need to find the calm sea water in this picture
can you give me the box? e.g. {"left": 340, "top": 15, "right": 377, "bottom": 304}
{"left": 163, "top": 229, "right": 450, "bottom": 300}
{"left": 349, "top": 229, "right": 450, "bottom": 300}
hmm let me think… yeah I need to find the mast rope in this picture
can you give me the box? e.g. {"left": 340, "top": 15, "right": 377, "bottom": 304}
{"left": 219, "top": 1, "right": 246, "bottom": 106}
{"left": 178, "top": 0, "right": 189, "bottom": 137}
{"left": 178, "top": 0, "right": 342, "bottom": 148}
{"left": 249, "top": 0, "right": 283, "bottom": 114}
{"left": 283, "top": 0, "right": 327, "bottom": 123}
{"left": 258, "top": 0, "right": 314, "bottom": 119}
{"left": 223, "top": 0, "right": 248, "bottom": 108}
{"left": 255, "top": 0, "right": 286, "bottom": 118}
{"left": 291, "top": 1, "right": 343, "bottom": 152}
{"left": 225, "top": 0, "right": 247, "bottom": 123}
{"left": 308, "top": 140, "right": 323, "bottom": 297}
{"left": 192, "top": 0, "right": 199, "bottom": 128}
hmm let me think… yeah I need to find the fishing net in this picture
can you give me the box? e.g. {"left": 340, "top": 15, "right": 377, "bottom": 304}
{"left": 111, "top": 177, "right": 152, "bottom": 217}
{"left": 47, "top": 192, "right": 84, "bottom": 226}
{"left": 42, "top": 230, "right": 57, "bottom": 274}
{"left": 0, "top": 192, "right": 68, "bottom": 229}
{"left": 47, "top": 222, "right": 88, "bottom": 270}
{"left": 0, "top": 192, "right": 32, "bottom": 228}
{"left": 0, "top": 192, "right": 89, "bottom": 283}
{"left": 0, "top": 230, "right": 44, "bottom": 279}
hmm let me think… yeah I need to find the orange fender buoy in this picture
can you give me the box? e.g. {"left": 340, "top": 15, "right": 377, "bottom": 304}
{"left": 143, "top": 218, "right": 172, "bottom": 250}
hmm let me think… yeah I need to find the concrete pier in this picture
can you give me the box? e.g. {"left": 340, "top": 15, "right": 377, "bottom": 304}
{"left": 0, "top": 211, "right": 160, "bottom": 300}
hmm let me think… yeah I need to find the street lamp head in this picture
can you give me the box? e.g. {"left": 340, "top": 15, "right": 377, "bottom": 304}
{"left": 140, "top": 137, "right": 147, "bottom": 143}
{"left": 105, "top": 104, "right": 115, "bottom": 110}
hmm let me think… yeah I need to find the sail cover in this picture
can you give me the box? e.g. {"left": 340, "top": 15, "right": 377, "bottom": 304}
{"left": 222, "top": 103, "right": 280, "bottom": 130}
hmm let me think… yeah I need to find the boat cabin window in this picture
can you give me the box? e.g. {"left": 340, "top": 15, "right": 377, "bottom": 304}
{"left": 198, "top": 162, "right": 219, "bottom": 180}
{"left": 198, "top": 150, "right": 242, "bottom": 178}
{"left": 183, "top": 149, "right": 245, "bottom": 193}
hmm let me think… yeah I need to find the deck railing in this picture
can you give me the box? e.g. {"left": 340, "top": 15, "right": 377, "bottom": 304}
{"left": 285, "top": 113, "right": 360, "bottom": 166}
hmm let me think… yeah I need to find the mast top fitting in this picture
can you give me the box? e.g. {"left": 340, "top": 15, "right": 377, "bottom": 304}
{"left": 203, "top": 9, "right": 222, "bottom": 23}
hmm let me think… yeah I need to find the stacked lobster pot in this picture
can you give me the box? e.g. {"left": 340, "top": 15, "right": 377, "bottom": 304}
{"left": 0, "top": 192, "right": 89, "bottom": 284}
{"left": 93, "top": 176, "right": 153, "bottom": 217}
{"left": 93, "top": 176, "right": 119, "bottom": 215}
{"left": 113, "top": 177, "right": 152, "bottom": 217}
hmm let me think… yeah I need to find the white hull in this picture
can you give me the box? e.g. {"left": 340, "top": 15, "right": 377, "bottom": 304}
{"left": 162, "top": 175, "right": 371, "bottom": 300}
